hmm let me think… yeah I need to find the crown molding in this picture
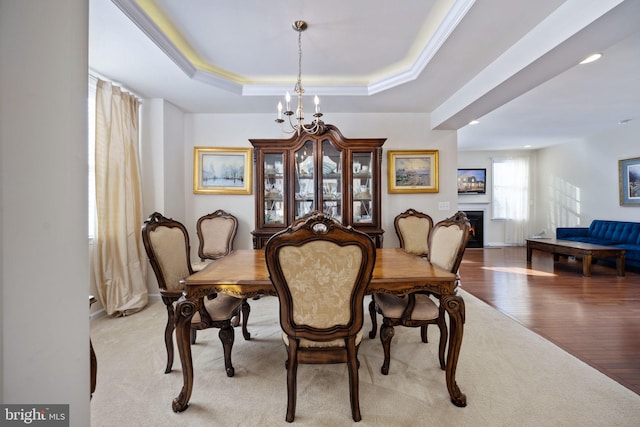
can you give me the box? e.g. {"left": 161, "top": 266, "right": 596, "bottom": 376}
{"left": 112, "top": 0, "right": 473, "bottom": 97}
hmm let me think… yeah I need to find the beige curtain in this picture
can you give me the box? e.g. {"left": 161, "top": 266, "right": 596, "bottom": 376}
{"left": 93, "top": 79, "right": 148, "bottom": 316}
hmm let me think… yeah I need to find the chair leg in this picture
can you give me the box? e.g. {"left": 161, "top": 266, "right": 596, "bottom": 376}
{"left": 368, "top": 297, "right": 378, "bottom": 339}
{"left": 421, "top": 324, "right": 429, "bottom": 343}
{"left": 346, "top": 340, "right": 362, "bottom": 422}
{"left": 164, "top": 303, "right": 176, "bottom": 374}
{"left": 437, "top": 310, "right": 448, "bottom": 370}
{"left": 190, "top": 328, "right": 197, "bottom": 345}
{"left": 380, "top": 321, "right": 395, "bottom": 375}
{"left": 241, "top": 299, "right": 251, "bottom": 340}
{"left": 218, "top": 324, "right": 235, "bottom": 377}
{"left": 285, "top": 341, "right": 299, "bottom": 423}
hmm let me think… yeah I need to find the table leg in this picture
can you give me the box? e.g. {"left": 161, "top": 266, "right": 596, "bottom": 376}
{"left": 617, "top": 251, "right": 626, "bottom": 277}
{"left": 172, "top": 298, "right": 197, "bottom": 412}
{"left": 526, "top": 243, "right": 532, "bottom": 262}
{"left": 89, "top": 296, "right": 97, "bottom": 399}
{"left": 441, "top": 294, "right": 466, "bottom": 407}
{"left": 90, "top": 339, "right": 97, "bottom": 399}
{"left": 582, "top": 254, "right": 592, "bottom": 277}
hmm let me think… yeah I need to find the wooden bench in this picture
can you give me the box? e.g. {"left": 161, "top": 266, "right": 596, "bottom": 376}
{"left": 526, "top": 238, "right": 625, "bottom": 277}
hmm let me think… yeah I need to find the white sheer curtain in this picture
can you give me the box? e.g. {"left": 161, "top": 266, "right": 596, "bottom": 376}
{"left": 93, "top": 79, "right": 148, "bottom": 316}
{"left": 493, "top": 157, "right": 530, "bottom": 245}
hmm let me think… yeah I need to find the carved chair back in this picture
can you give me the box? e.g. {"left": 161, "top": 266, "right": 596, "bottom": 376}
{"left": 394, "top": 208, "right": 434, "bottom": 257}
{"left": 142, "top": 212, "right": 193, "bottom": 293}
{"left": 428, "top": 211, "right": 471, "bottom": 274}
{"left": 196, "top": 209, "right": 238, "bottom": 261}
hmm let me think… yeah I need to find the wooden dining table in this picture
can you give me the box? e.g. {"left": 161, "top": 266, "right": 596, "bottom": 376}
{"left": 172, "top": 248, "right": 467, "bottom": 412}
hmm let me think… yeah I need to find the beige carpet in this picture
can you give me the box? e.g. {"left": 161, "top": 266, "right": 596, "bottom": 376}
{"left": 90, "top": 291, "right": 640, "bottom": 426}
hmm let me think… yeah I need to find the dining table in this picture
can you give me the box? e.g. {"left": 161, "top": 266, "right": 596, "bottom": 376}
{"left": 172, "top": 248, "right": 466, "bottom": 412}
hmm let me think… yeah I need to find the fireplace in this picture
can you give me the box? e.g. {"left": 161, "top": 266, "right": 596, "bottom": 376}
{"left": 464, "top": 211, "right": 484, "bottom": 248}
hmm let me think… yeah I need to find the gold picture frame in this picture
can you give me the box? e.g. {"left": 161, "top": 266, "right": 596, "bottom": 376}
{"left": 193, "top": 147, "right": 252, "bottom": 194}
{"left": 388, "top": 150, "right": 439, "bottom": 193}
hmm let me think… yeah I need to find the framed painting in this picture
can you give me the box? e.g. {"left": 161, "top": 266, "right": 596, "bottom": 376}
{"left": 193, "top": 147, "right": 252, "bottom": 194}
{"left": 619, "top": 156, "right": 640, "bottom": 206}
{"left": 388, "top": 150, "right": 439, "bottom": 193}
{"left": 457, "top": 168, "right": 486, "bottom": 194}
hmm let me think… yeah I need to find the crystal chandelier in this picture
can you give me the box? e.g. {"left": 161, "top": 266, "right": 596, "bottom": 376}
{"left": 275, "top": 20, "right": 326, "bottom": 135}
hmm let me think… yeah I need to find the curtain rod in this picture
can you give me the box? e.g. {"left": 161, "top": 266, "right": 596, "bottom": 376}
{"left": 89, "top": 69, "right": 142, "bottom": 100}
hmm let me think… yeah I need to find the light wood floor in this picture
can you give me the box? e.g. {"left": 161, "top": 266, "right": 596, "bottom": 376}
{"left": 458, "top": 246, "right": 640, "bottom": 395}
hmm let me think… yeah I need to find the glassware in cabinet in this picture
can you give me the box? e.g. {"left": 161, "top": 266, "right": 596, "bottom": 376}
{"left": 294, "top": 140, "right": 315, "bottom": 220}
{"left": 352, "top": 152, "right": 373, "bottom": 224}
{"left": 321, "top": 140, "right": 342, "bottom": 221}
{"left": 264, "top": 152, "right": 284, "bottom": 225}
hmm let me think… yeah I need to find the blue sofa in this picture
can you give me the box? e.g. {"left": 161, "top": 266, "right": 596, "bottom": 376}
{"left": 556, "top": 220, "right": 640, "bottom": 269}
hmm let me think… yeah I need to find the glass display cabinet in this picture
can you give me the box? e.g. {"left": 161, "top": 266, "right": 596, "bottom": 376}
{"left": 250, "top": 125, "right": 386, "bottom": 249}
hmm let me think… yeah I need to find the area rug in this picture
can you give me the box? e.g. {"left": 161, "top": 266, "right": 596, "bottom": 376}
{"left": 90, "top": 291, "right": 640, "bottom": 426}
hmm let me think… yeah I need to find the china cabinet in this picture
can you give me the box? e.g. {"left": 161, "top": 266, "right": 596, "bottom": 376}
{"left": 250, "top": 125, "right": 386, "bottom": 249}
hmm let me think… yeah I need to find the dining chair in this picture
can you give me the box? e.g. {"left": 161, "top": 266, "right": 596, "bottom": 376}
{"left": 265, "top": 212, "right": 376, "bottom": 422}
{"left": 192, "top": 209, "right": 249, "bottom": 329}
{"left": 192, "top": 209, "right": 239, "bottom": 271}
{"left": 394, "top": 208, "right": 434, "bottom": 256}
{"left": 369, "top": 208, "right": 433, "bottom": 338}
{"left": 141, "top": 212, "right": 250, "bottom": 376}
{"left": 370, "top": 211, "right": 470, "bottom": 375}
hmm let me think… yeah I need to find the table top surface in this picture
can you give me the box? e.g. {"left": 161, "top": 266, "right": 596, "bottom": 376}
{"left": 181, "top": 248, "right": 458, "bottom": 296}
{"left": 526, "top": 237, "right": 625, "bottom": 251}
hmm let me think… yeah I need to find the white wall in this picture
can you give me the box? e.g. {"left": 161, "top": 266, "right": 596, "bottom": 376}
{"left": 458, "top": 150, "right": 538, "bottom": 246}
{"left": 0, "top": 1, "right": 90, "bottom": 424}
{"left": 535, "top": 120, "right": 640, "bottom": 233}
{"left": 140, "top": 99, "right": 186, "bottom": 295}
{"left": 181, "top": 113, "right": 459, "bottom": 259}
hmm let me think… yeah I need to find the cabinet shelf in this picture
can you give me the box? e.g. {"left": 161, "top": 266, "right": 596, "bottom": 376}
{"left": 250, "top": 125, "right": 385, "bottom": 248}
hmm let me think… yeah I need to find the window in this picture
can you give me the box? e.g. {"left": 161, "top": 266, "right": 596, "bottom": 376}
{"left": 491, "top": 157, "right": 529, "bottom": 221}
{"left": 492, "top": 157, "right": 530, "bottom": 244}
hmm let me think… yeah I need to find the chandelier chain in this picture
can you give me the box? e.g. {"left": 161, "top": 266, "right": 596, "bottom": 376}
{"left": 296, "top": 28, "right": 303, "bottom": 94}
{"left": 275, "top": 20, "right": 325, "bottom": 135}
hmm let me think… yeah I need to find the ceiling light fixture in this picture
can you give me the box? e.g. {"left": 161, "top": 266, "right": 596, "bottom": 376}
{"left": 579, "top": 53, "right": 602, "bottom": 65}
{"left": 468, "top": 120, "right": 479, "bottom": 125}
{"left": 275, "top": 20, "right": 326, "bottom": 136}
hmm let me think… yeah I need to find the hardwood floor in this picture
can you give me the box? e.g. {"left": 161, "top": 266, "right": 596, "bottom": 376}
{"left": 458, "top": 246, "right": 640, "bottom": 395}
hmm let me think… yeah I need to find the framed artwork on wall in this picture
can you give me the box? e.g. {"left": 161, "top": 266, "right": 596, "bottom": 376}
{"left": 457, "top": 168, "right": 486, "bottom": 194}
{"left": 193, "top": 147, "right": 252, "bottom": 194}
{"left": 619, "top": 156, "right": 640, "bottom": 206}
{"left": 387, "top": 150, "right": 439, "bottom": 193}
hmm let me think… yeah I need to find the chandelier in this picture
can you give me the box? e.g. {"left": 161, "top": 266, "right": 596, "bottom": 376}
{"left": 275, "top": 20, "right": 326, "bottom": 135}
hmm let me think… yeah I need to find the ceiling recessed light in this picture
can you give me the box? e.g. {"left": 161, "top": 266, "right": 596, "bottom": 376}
{"left": 524, "top": 145, "right": 532, "bottom": 148}
{"left": 468, "top": 120, "right": 479, "bottom": 125}
{"left": 579, "top": 53, "right": 602, "bottom": 64}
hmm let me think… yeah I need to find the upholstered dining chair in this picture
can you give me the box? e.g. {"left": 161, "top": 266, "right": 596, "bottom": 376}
{"left": 191, "top": 209, "right": 239, "bottom": 272}
{"left": 369, "top": 208, "right": 434, "bottom": 336}
{"left": 141, "top": 212, "right": 250, "bottom": 377}
{"left": 394, "top": 208, "right": 434, "bottom": 257}
{"left": 192, "top": 209, "right": 249, "bottom": 327}
{"left": 265, "top": 212, "right": 376, "bottom": 422}
{"left": 369, "top": 211, "right": 470, "bottom": 375}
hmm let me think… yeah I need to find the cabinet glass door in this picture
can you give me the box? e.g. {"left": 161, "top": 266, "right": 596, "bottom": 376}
{"left": 322, "top": 140, "right": 342, "bottom": 221}
{"left": 352, "top": 152, "right": 373, "bottom": 224}
{"left": 294, "top": 140, "right": 315, "bottom": 220}
{"left": 264, "top": 153, "right": 284, "bottom": 225}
